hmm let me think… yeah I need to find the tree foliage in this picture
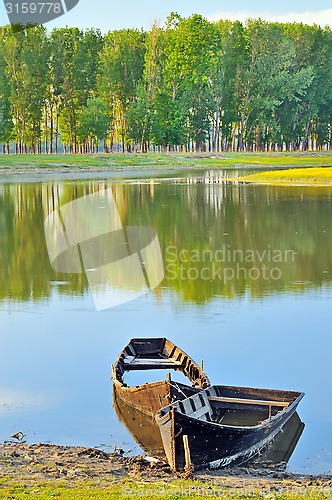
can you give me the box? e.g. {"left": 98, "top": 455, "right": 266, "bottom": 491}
{"left": 0, "top": 17, "right": 332, "bottom": 153}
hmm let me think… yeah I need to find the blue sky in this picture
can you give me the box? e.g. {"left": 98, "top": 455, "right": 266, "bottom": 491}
{"left": 1, "top": 0, "right": 332, "bottom": 31}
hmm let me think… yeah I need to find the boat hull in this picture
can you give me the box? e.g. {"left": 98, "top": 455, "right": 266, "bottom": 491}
{"left": 157, "top": 386, "right": 304, "bottom": 471}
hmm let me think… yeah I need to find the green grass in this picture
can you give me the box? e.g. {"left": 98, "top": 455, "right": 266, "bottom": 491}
{"left": 236, "top": 167, "right": 332, "bottom": 186}
{"left": 0, "top": 479, "right": 330, "bottom": 499}
{"left": 0, "top": 151, "right": 332, "bottom": 170}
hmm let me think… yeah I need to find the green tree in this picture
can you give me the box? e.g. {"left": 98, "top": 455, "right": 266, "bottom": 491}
{"left": 98, "top": 29, "right": 146, "bottom": 152}
{"left": 51, "top": 28, "right": 103, "bottom": 153}
{"left": 1, "top": 25, "right": 49, "bottom": 153}
{"left": 282, "top": 23, "right": 332, "bottom": 150}
{"left": 77, "top": 98, "right": 109, "bottom": 152}
{"left": 126, "top": 82, "right": 152, "bottom": 152}
{"left": 162, "top": 14, "right": 222, "bottom": 151}
{"left": 234, "top": 20, "right": 313, "bottom": 151}
{"left": 0, "top": 29, "right": 13, "bottom": 152}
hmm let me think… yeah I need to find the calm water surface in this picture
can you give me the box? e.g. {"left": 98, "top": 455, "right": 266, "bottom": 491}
{"left": 1, "top": 170, "right": 332, "bottom": 474}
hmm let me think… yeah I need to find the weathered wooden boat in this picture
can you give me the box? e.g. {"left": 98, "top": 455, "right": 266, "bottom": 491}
{"left": 112, "top": 338, "right": 210, "bottom": 418}
{"left": 113, "top": 382, "right": 304, "bottom": 468}
{"left": 156, "top": 384, "right": 304, "bottom": 471}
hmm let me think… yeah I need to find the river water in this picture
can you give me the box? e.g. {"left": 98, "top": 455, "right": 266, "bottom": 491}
{"left": 0, "top": 169, "right": 331, "bottom": 474}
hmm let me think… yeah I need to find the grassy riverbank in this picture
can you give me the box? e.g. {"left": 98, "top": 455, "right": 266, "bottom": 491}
{"left": 236, "top": 167, "right": 332, "bottom": 186}
{"left": 1, "top": 480, "right": 331, "bottom": 499}
{"left": 0, "top": 151, "right": 332, "bottom": 173}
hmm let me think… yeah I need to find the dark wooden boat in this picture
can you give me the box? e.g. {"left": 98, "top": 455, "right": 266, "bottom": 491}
{"left": 156, "top": 384, "right": 304, "bottom": 471}
{"left": 112, "top": 338, "right": 210, "bottom": 418}
{"left": 113, "top": 383, "right": 304, "bottom": 468}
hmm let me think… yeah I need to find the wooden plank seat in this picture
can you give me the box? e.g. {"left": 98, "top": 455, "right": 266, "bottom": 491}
{"left": 123, "top": 357, "right": 183, "bottom": 370}
{"left": 208, "top": 396, "right": 289, "bottom": 408}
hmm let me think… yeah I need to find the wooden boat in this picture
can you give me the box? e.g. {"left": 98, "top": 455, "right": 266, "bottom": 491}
{"left": 113, "top": 383, "right": 304, "bottom": 468}
{"left": 112, "top": 338, "right": 210, "bottom": 418}
{"left": 156, "top": 384, "right": 304, "bottom": 471}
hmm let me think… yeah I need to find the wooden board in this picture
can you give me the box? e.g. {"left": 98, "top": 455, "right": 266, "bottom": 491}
{"left": 208, "top": 396, "right": 289, "bottom": 408}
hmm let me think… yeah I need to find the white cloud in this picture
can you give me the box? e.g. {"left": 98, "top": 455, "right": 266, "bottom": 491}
{"left": 208, "top": 9, "right": 332, "bottom": 28}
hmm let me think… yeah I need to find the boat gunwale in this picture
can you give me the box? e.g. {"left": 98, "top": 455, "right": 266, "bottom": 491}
{"left": 113, "top": 378, "right": 172, "bottom": 393}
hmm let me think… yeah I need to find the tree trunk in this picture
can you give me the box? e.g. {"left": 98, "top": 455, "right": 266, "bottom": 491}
{"left": 21, "top": 118, "right": 26, "bottom": 153}
{"left": 50, "top": 105, "right": 53, "bottom": 154}
{"left": 237, "top": 131, "right": 243, "bottom": 152}
{"left": 44, "top": 104, "right": 48, "bottom": 153}
{"left": 109, "top": 129, "right": 114, "bottom": 153}
{"left": 55, "top": 110, "right": 59, "bottom": 154}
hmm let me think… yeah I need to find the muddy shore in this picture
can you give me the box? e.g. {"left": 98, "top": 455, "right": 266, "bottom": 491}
{"left": 1, "top": 443, "right": 331, "bottom": 494}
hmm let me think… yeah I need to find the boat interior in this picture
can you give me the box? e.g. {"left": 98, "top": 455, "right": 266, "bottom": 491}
{"left": 159, "top": 385, "right": 303, "bottom": 427}
{"left": 113, "top": 338, "right": 210, "bottom": 388}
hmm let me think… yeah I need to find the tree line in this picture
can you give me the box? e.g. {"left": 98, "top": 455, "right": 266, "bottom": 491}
{"left": 0, "top": 14, "right": 332, "bottom": 154}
